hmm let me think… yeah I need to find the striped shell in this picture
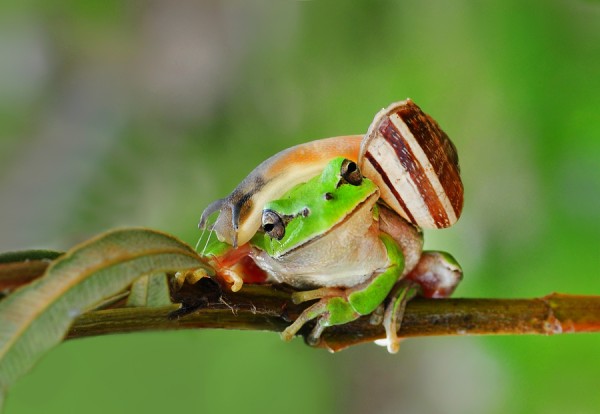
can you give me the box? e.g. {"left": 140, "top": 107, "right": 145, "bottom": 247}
{"left": 359, "top": 99, "right": 463, "bottom": 229}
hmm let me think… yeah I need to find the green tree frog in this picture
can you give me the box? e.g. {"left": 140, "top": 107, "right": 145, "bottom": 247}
{"left": 178, "top": 100, "right": 464, "bottom": 353}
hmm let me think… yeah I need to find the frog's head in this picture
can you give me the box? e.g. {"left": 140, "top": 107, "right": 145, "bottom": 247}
{"left": 252, "top": 157, "right": 379, "bottom": 257}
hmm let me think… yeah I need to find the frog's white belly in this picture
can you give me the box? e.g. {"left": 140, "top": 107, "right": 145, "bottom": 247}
{"left": 251, "top": 199, "right": 389, "bottom": 289}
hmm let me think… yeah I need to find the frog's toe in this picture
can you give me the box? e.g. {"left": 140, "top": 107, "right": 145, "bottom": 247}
{"left": 291, "top": 287, "right": 343, "bottom": 304}
{"left": 173, "top": 268, "right": 210, "bottom": 290}
{"left": 306, "top": 320, "right": 327, "bottom": 346}
{"left": 173, "top": 271, "right": 186, "bottom": 290}
{"left": 220, "top": 268, "right": 244, "bottom": 292}
{"left": 369, "top": 303, "right": 385, "bottom": 325}
{"left": 281, "top": 301, "right": 328, "bottom": 342}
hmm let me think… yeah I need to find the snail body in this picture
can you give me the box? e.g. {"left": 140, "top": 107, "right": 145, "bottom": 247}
{"left": 200, "top": 99, "right": 463, "bottom": 246}
{"left": 199, "top": 135, "right": 362, "bottom": 248}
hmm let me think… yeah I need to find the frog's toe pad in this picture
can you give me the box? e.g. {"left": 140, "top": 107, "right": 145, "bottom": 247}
{"left": 173, "top": 268, "right": 210, "bottom": 290}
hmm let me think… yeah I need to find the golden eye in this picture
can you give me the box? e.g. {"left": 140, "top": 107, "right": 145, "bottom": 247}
{"left": 262, "top": 210, "right": 285, "bottom": 240}
{"left": 340, "top": 159, "right": 362, "bottom": 186}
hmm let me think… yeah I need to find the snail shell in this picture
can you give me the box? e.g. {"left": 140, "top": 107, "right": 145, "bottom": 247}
{"left": 358, "top": 99, "right": 463, "bottom": 229}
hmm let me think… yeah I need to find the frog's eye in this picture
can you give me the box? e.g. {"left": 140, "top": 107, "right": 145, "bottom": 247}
{"left": 262, "top": 210, "right": 285, "bottom": 240}
{"left": 340, "top": 159, "right": 362, "bottom": 186}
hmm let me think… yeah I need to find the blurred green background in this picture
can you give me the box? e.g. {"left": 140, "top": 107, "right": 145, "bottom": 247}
{"left": 1, "top": 1, "right": 599, "bottom": 413}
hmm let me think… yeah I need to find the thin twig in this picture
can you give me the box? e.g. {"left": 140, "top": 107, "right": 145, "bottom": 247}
{"left": 67, "top": 283, "right": 600, "bottom": 352}
{"left": 3, "top": 253, "right": 599, "bottom": 352}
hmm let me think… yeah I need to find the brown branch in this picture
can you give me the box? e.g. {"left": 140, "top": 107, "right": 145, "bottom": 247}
{"left": 0, "top": 250, "right": 61, "bottom": 293}
{"left": 3, "top": 251, "right": 599, "bottom": 352}
{"left": 67, "top": 283, "right": 600, "bottom": 352}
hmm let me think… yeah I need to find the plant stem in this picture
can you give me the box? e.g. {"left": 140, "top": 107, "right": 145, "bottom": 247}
{"left": 67, "top": 283, "right": 600, "bottom": 352}
{"left": 4, "top": 253, "right": 599, "bottom": 352}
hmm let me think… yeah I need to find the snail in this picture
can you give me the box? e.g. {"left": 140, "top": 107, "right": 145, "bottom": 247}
{"left": 199, "top": 99, "right": 463, "bottom": 247}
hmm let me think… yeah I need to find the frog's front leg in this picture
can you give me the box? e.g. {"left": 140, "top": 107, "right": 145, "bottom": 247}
{"left": 174, "top": 260, "right": 245, "bottom": 293}
{"left": 281, "top": 233, "right": 404, "bottom": 345}
{"left": 174, "top": 242, "right": 261, "bottom": 293}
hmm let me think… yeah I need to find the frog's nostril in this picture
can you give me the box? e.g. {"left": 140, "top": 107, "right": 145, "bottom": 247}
{"left": 324, "top": 193, "right": 334, "bottom": 201}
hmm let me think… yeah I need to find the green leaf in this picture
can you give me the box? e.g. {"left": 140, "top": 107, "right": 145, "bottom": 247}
{"left": 0, "top": 250, "right": 63, "bottom": 264}
{"left": 126, "top": 273, "right": 172, "bottom": 308}
{"left": 0, "top": 228, "right": 208, "bottom": 406}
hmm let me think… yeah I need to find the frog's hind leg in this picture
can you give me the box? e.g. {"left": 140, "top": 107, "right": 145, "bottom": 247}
{"left": 283, "top": 234, "right": 406, "bottom": 348}
{"left": 284, "top": 286, "right": 351, "bottom": 344}
{"left": 382, "top": 251, "right": 463, "bottom": 353}
{"left": 382, "top": 280, "right": 420, "bottom": 354}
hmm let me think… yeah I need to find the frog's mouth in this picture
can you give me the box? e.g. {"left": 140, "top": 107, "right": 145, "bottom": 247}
{"left": 279, "top": 191, "right": 380, "bottom": 258}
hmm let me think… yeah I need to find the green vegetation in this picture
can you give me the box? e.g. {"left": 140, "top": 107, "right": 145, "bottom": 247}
{"left": 0, "top": 1, "right": 598, "bottom": 413}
